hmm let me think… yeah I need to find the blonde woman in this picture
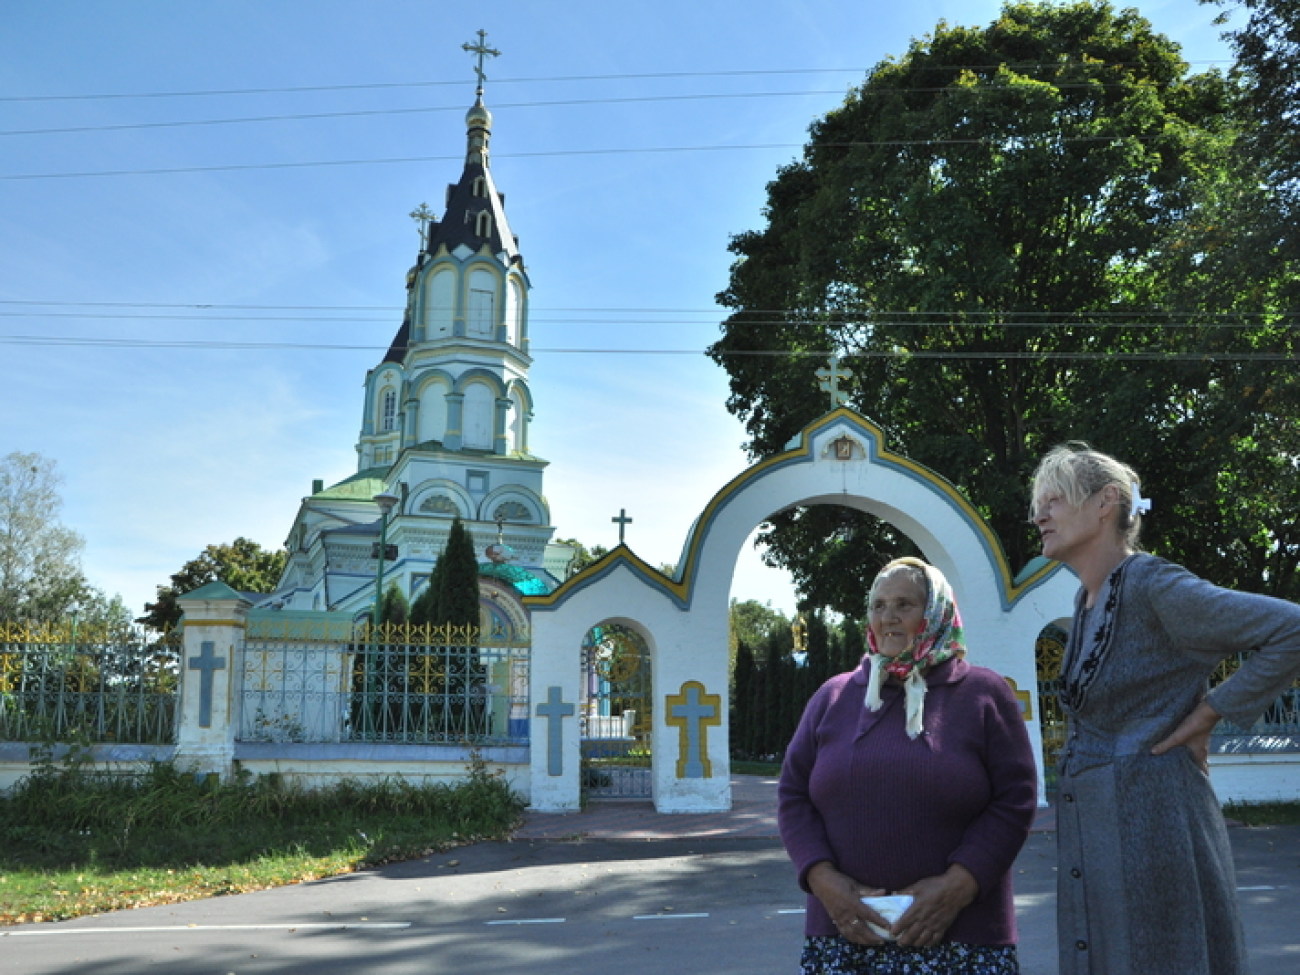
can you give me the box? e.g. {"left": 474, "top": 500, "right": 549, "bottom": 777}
{"left": 1031, "top": 442, "right": 1300, "bottom": 975}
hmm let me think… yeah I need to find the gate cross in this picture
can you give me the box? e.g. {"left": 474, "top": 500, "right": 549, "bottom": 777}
{"left": 666, "top": 681, "right": 721, "bottom": 779}
{"left": 536, "top": 685, "right": 575, "bottom": 777}
{"left": 188, "top": 640, "right": 227, "bottom": 728}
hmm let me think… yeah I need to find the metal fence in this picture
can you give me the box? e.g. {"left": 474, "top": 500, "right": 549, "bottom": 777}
{"left": 240, "top": 619, "right": 531, "bottom": 745}
{"left": 0, "top": 622, "right": 180, "bottom": 744}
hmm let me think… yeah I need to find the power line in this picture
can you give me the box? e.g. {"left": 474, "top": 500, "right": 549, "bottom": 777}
{"left": 0, "top": 68, "right": 871, "bottom": 103}
{"left": 2, "top": 78, "right": 1222, "bottom": 139}
{"left": 0, "top": 133, "right": 1199, "bottom": 181}
{"left": 0, "top": 300, "right": 1294, "bottom": 327}
{"left": 0, "top": 62, "right": 1231, "bottom": 104}
{"left": 0, "top": 89, "right": 851, "bottom": 138}
{"left": 0, "top": 333, "right": 1292, "bottom": 361}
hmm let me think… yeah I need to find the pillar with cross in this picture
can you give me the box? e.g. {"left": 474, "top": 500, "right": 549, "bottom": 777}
{"left": 175, "top": 581, "right": 251, "bottom": 780}
{"left": 665, "top": 680, "right": 722, "bottom": 779}
{"left": 535, "top": 685, "right": 575, "bottom": 777}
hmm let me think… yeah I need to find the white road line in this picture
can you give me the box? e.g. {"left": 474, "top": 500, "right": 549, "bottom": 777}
{"left": 632, "top": 913, "right": 710, "bottom": 920}
{"left": 3, "top": 922, "right": 411, "bottom": 937}
{"left": 776, "top": 909, "right": 807, "bottom": 915}
{"left": 1237, "top": 885, "right": 1280, "bottom": 891}
{"left": 485, "top": 918, "right": 567, "bottom": 926}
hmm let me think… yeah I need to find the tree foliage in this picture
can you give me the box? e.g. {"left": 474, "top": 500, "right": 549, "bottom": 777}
{"left": 1212, "top": 0, "right": 1300, "bottom": 251}
{"left": 0, "top": 451, "right": 96, "bottom": 623}
{"left": 410, "top": 518, "right": 480, "bottom": 630}
{"left": 139, "top": 537, "right": 288, "bottom": 631}
{"left": 708, "top": 0, "right": 1300, "bottom": 614}
{"left": 553, "top": 537, "right": 610, "bottom": 578}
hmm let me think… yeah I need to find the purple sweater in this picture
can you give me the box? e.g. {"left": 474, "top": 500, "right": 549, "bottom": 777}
{"left": 778, "top": 656, "right": 1037, "bottom": 944}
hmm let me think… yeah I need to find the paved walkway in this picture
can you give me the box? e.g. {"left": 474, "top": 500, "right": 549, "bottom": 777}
{"left": 516, "top": 775, "right": 1058, "bottom": 840}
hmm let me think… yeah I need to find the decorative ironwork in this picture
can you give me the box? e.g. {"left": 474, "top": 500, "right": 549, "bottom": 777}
{"left": 0, "top": 622, "right": 180, "bottom": 744}
{"left": 1035, "top": 623, "right": 1068, "bottom": 789}
{"left": 239, "top": 620, "right": 529, "bottom": 745}
{"left": 580, "top": 623, "right": 652, "bottom": 798}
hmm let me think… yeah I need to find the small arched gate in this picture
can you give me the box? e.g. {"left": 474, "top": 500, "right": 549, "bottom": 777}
{"left": 579, "top": 622, "right": 652, "bottom": 799}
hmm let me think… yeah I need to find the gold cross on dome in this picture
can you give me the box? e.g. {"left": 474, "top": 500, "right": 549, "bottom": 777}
{"left": 462, "top": 29, "right": 500, "bottom": 91}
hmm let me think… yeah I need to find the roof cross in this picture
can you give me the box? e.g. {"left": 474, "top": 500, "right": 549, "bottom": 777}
{"left": 815, "top": 354, "right": 854, "bottom": 409}
{"left": 462, "top": 29, "right": 500, "bottom": 94}
{"left": 409, "top": 202, "right": 434, "bottom": 248}
{"left": 612, "top": 508, "right": 633, "bottom": 545}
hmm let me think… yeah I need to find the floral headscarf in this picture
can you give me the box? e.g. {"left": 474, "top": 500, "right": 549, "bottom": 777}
{"left": 864, "top": 557, "right": 966, "bottom": 738}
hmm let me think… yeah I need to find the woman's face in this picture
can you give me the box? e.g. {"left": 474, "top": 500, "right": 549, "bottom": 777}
{"left": 1033, "top": 487, "right": 1107, "bottom": 565}
{"left": 868, "top": 573, "right": 926, "bottom": 658}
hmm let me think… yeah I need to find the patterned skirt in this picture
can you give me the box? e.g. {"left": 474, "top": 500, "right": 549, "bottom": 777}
{"left": 799, "top": 936, "right": 1020, "bottom": 975}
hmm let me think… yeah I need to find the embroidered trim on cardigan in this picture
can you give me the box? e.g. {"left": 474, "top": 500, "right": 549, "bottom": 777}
{"left": 1061, "top": 556, "right": 1134, "bottom": 714}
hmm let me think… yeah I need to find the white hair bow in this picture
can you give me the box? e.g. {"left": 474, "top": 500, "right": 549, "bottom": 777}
{"left": 1130, "top": 481, "right": 1152, "bottom": 519}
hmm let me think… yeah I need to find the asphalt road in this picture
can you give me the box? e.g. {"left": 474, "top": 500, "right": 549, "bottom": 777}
{"left": 3, "top": 825, "right": 1298, "bottom": 975}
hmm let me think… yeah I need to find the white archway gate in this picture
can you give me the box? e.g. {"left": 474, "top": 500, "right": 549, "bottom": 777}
{"left": 524, "top": 409, "right": 1076, "bottom": 813}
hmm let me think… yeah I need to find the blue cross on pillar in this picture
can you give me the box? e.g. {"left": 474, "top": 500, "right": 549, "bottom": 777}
{"left": 666, "top": 680, "right": 721, "bottom": 779}
{"left": 188, "top": 640, "right": 227, "bottom": 728}
{"left": 535, "top": 685, "right": 575, "bottom": 777}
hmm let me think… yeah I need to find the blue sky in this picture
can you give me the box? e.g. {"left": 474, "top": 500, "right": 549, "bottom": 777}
{"left": 0, "top": 0, "right": 1233, "bottom": 619}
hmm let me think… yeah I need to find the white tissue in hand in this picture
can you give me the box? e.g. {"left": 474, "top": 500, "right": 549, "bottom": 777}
{"left": 860, "top": 894, "right": 913, "bottom": 940}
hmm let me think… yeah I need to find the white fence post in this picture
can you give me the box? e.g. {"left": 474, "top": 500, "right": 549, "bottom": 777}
{"left": 176, "top": 582, "right": 251, "bottom": 780}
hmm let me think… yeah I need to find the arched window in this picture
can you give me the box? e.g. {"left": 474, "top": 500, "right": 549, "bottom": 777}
{"left": 475, "top": 211, "right": 492, "bottom": 238}
{"left": 424, "top": 269, "right": 455, "bottom": 337}
{"left": 506, "top": 278, "right": 524, "bottom": 348}
{"left": 381, "top": 389, "right": 397, "bottom": 432}
{"left": 462, "top": 382, "right": 494, "bottom": 450}
{"left": 467, "top": 268, "right": 496, "bottom": 338}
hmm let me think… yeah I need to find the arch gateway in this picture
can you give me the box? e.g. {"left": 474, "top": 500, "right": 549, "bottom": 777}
{"left": 524, "top": 408, "right": 1078, "bottom": 813}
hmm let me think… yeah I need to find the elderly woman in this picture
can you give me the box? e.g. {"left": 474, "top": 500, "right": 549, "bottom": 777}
{"left": 1030, "top": 443, "right": 1300, "bottom": 975}
{"left": 778, "top": 557, "right": 1037, "bottom": 975}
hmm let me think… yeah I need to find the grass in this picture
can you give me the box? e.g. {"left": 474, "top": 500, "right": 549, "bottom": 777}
{"left": 0, "top": 756, "right": 524, "bottom": 925}
{"left": 1222, "top": 799, "right": 1300, "bottom": 826}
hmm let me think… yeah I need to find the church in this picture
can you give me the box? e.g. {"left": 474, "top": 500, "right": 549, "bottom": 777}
{"left": 262, "top": 35, "right": 573, "bottom": 638}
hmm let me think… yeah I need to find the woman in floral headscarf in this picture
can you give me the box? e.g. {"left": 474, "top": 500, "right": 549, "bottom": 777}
{"left": 778, "top": 558, "right": 1038, "bottom": 975}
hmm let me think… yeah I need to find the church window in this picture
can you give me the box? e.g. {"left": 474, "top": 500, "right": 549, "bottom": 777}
{"left": 467, "top": 286, "right": 494, "bottom": 338}
{"left": 493, "top": 501, "right": 531, "bottom": 523}
{"left": 424, "top": 269, "right": 454, "bottom": 337}
{"left": 475, "top": 210, "right": 492, "bottom": 238}
{"left": 472, "top": 176, "right": 486, "bottom": 197}
{"left": 462, "top": 384, "right": 493, "bottom": 450}
{"left": 507, "top": 387, "right": 526, "bottom": 452}
{"left": 505, "top": 278, "right": 524, "bottom": 347}
{"left": 419, "top": 494, "right": 460, "bottom": 516}
{"left": 381, "top": 390, "right": 397, "bottom": 431}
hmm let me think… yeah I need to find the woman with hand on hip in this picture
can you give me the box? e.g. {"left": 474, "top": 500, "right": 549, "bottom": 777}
{"left": 1031, "top": 442, "right": 1300, "bottom": 975}
{"left": 778, "top": 557, "right": 1037, "bottom": 975}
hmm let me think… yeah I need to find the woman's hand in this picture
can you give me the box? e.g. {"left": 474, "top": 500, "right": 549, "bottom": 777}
{"left": 806, "top": 861, "right": 888, "bottom": 945}
{"left": 1151, "top": 700, "right": 1221, "bottom": 773}
{"left": 892, "top": 863, "right": 978, "bottom": 948}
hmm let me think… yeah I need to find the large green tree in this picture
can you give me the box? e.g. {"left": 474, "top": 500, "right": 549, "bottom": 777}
{"left": 0, "top": 451, "right": 96, "bottom": 623}
{"left": 1212, "top": 0, "right": 1300, "bottom": 250}
{"left": 139, "top": 537, "right": 288, "bottom": 631}
{"left": 708, "top": 0, "right": 1298, "bottom": 615}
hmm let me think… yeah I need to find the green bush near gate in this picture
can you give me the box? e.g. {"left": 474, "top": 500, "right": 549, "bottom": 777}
{"left": 0, "top": 755, "right": 524, "bottom": 925}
